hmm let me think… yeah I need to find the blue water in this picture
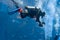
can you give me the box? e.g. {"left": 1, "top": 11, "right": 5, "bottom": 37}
{"left": 0, "top": 0, "right": 60, "bottom": 40}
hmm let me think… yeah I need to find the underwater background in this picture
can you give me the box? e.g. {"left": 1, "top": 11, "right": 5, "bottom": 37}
{"left": 0, "top": 0, "right": 60, "bottom": 40}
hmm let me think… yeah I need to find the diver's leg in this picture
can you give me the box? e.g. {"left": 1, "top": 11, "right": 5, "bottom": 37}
{"left": 20, "top": 12, "right": 29, "bottom": 18}
{"left": 20, "top": 13, "right": 27, "bottom": 18}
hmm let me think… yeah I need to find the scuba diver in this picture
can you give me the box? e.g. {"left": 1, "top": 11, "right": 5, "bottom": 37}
{"left": 8, "top": 0, "right": 46, "bottom": 27}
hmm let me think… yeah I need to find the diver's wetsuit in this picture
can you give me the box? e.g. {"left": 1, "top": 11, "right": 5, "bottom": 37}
{"left": 20, "top": 7, "right": 45, "bottom": 26}
{"left": 9, "top": 0, "right": 45, "bottom": 27}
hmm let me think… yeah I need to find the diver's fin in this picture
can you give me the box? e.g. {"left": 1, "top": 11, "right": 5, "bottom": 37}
{"left": 11, "top": 0, "right": 19, "bottom": 8}
{"left": 8, "top": 8, "right": 20, "bottom": 15}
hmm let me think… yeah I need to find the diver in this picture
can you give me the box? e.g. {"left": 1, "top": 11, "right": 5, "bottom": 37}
{"left": 8, "top": 0, "right": 45, "bottom": 27}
